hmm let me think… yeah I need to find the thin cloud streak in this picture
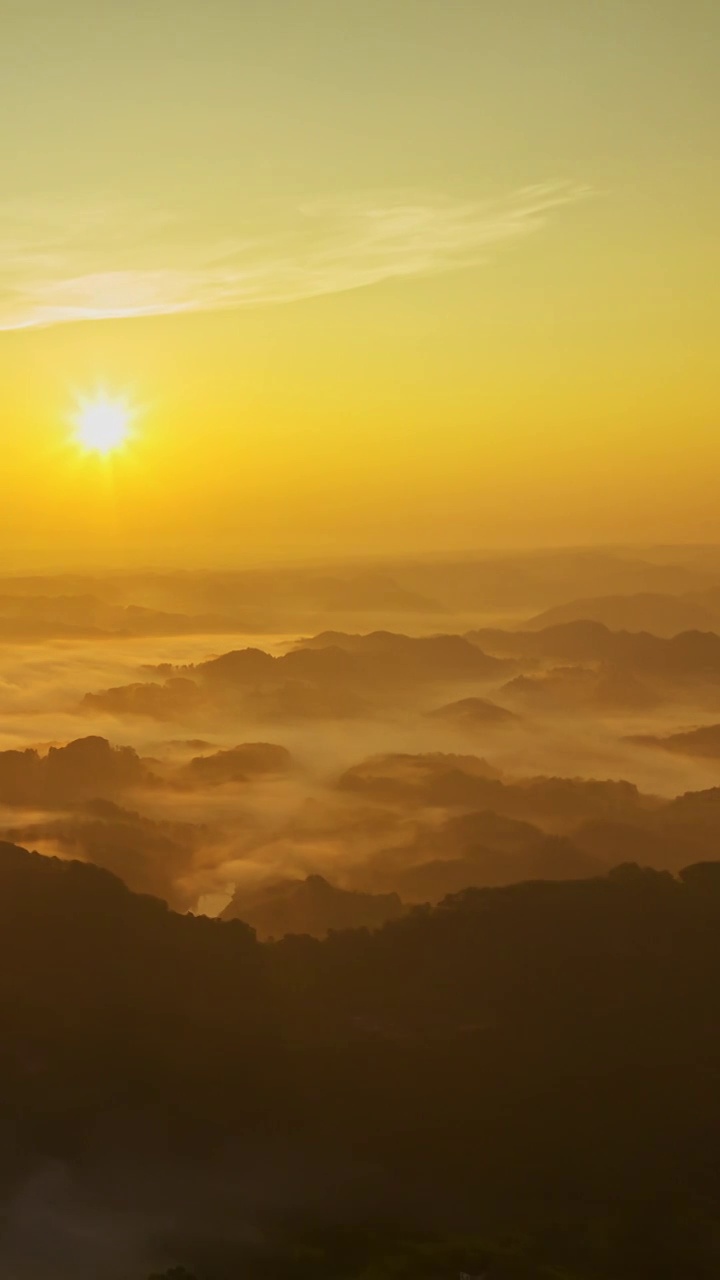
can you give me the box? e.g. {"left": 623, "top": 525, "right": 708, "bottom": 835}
{"left": 0, "top": 183, "right": 589, "bottom": 331}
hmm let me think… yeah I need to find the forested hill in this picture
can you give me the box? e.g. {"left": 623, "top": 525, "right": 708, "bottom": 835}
{"left": 2, "top": 842, "right": 720, "bottom": 1278}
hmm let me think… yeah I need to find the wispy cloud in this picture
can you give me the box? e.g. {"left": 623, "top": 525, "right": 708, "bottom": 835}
{"left": 0, "top": 183, "right": 588, "bottom": 331}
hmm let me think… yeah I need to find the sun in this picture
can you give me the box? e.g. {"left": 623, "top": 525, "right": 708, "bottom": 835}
{"left": 72, "top": 392, "right": 134, "bottom": 455}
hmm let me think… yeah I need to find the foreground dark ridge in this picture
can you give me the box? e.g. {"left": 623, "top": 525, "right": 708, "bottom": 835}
{"left": 2, "top": 841, "right": 720, "bottom": 1276}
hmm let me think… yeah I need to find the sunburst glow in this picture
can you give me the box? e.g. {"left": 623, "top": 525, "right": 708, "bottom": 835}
{"left": 72, "top": 392, "right": 134, "bottom": 454}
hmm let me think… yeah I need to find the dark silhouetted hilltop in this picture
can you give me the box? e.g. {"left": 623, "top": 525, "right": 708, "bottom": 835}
{"left": 82, "top": 677, "right": 202, "bottom": 721}
{"left": 181, "top": 742, "right": 293, "bottom": 785}
{"left": 2, "top": 836, "right": 720, "bottom": 1274}
{"left": 290, "top": 630, "right": 510, "bottom": 680}
{"left": 222, "top": 873, "right": 405, "bottom": 939}
{"left": 338, "top": 751, "right": 647, "bottom": 826}
{"left": 629, "top": 722, "right": 720, "bottom": 759}
{"left": 524, "top": 591, "right": 720, "bottom": 637}
{"left": 0, "top": 736, "right": 153, "bottom": 807}
{"left": 425, "top": 695, "right": 518, "bottom": 727}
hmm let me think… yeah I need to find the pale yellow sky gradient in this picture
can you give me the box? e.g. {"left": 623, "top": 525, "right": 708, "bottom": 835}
{"left": 2, "top": 0, "right": 718, "bottom": 565}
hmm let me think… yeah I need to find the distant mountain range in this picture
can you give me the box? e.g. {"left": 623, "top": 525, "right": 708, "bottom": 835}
{"left": 5, "top": 547, "right": 720, "bottom": 638}
{"left": 524, "top": 587, "right": 720, "bottom": 637}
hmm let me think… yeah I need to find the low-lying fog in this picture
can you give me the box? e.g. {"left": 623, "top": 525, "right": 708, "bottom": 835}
{"left": 3, "top": 551, "right": 720, "bottom": 937}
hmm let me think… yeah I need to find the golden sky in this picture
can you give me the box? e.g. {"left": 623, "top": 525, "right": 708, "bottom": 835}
{"left": 2, "top": 0, "right": 718, "bottom": 565}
